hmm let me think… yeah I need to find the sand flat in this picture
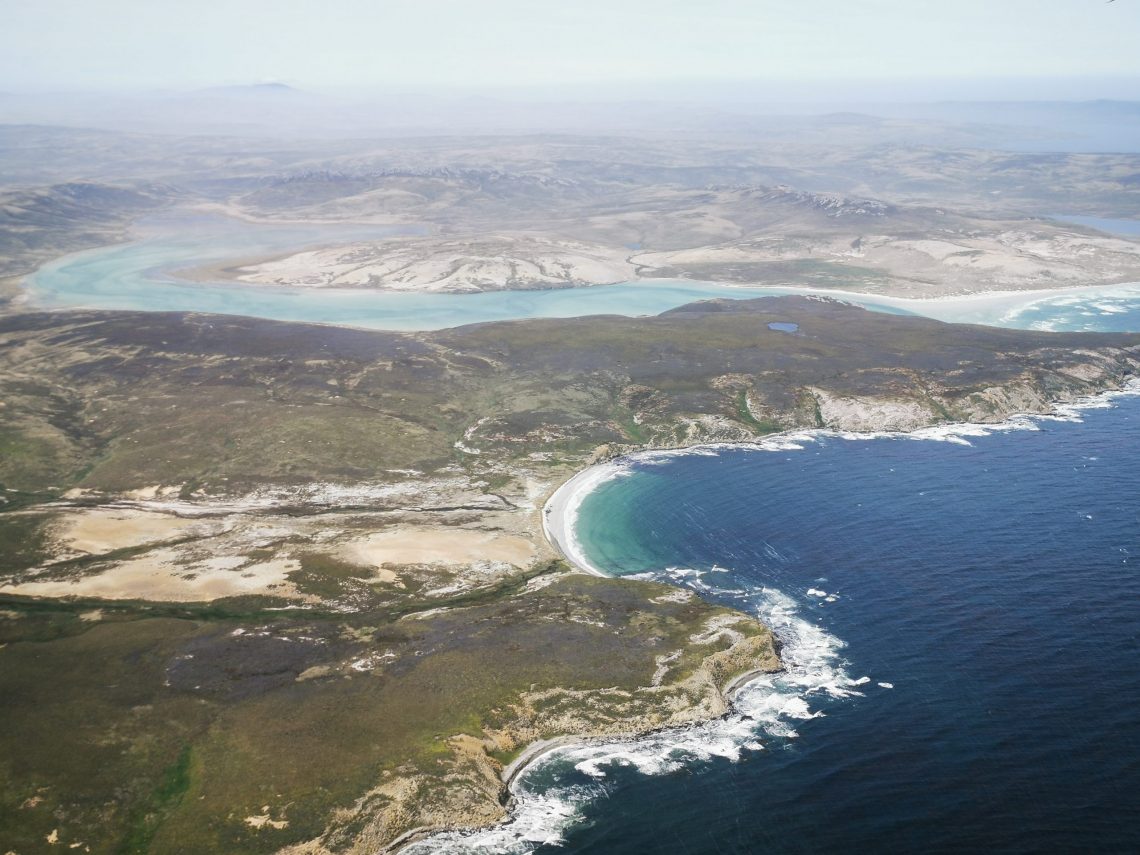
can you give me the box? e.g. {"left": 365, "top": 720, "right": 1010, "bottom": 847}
{"left": 0, "top": 552, "right": 305, "bottom": 602}
{"left": 52, "top": 508, "right": 212, "bottom": 555}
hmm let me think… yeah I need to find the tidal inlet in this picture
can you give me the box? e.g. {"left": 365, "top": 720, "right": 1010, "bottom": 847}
{"left": 2, "top": 2, "right": 1140, "bottom": 853}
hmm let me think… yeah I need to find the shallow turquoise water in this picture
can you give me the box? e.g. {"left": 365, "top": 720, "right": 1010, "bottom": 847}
{"left": 1001, "top": 285, "right": 1140, "bottom": 332}
{"left": 18, "top": 215, "right": 913, "bottom": 329}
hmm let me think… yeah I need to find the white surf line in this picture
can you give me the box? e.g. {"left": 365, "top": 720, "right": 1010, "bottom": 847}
{"left": 404, "top": 579, "right": 862, "bottom": 855}
{"left": 547, "top": 374, "right": 1140, "bottom": 538}
{"left": 542, "top": 374, "right": 1140, "bottom": 582}
{"left": 696, "top": 277, "right": 1140, "bottom": 324}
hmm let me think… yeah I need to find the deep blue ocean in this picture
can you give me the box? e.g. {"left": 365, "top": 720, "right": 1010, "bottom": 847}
{"left": 416, "top": 390, "right": 1140, "bottom": 853}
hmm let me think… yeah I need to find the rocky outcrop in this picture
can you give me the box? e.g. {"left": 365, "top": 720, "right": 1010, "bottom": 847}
{"left": 810, "top": 387, "right": 938, "bottom": 432}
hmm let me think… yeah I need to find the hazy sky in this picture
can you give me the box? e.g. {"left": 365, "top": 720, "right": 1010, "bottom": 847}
{"left": 3, "top": 0, "right": 1139, "bottom": 93}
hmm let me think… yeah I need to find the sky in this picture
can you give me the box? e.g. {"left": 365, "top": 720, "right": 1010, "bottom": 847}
{"left": 2, "top": 0, "right": 1139, "bottom": 95}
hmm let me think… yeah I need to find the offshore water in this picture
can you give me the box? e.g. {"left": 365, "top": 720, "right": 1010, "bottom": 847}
{"left": 1053, "top": 214, "right": 1140, "bottom": 237}
{"left": 563, "top": 397, "right": 1140, "bottom": 852}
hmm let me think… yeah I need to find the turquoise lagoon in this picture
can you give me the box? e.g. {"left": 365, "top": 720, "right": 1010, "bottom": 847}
{"left": 26, "top": 213, "right": 1140, "bottom": 333}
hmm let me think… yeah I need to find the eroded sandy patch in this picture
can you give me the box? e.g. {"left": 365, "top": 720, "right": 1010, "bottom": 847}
{"left": 341, "top": 527, "right": 537, "bottom": 571}
{"left": 1, "top": 552, "right": 307, "bottom": 603}
{"left": 51, "top": 508, "right": 213, "bottom": 555}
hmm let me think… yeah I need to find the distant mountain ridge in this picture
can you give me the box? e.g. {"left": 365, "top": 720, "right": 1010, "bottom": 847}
{"left": 193, "top": 82, "right": 303, "bottom": 97}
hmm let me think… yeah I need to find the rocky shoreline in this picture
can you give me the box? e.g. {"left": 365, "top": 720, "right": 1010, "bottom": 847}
{"left": 382, "top": 627, "right": 782, "bottom": 853}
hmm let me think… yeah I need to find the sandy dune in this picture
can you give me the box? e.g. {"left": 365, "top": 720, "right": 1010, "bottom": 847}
{"left": 232, "top": 234, "right": 637, "bottom": 292}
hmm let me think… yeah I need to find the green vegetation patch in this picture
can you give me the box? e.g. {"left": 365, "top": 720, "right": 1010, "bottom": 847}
{"left": 0, "top": 618, "right": 215, "bottom": 853}
{"left": 2, "top": 300, "right": 1137, "bottom": 494}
